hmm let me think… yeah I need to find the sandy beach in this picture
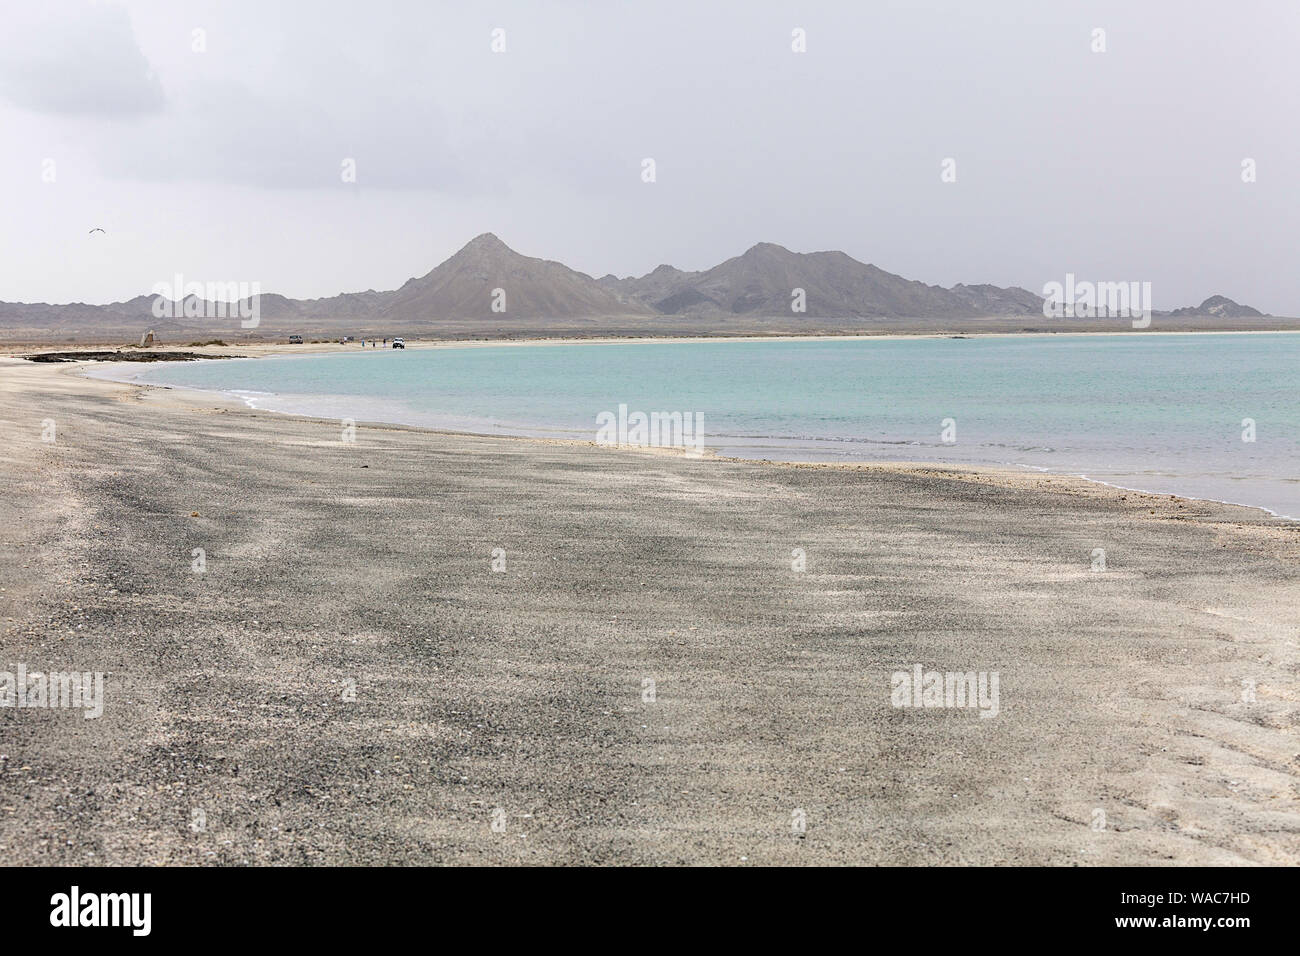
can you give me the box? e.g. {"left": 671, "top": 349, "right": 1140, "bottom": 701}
{"left": 1, "top": 353, "right": 1298, "bottom": 865}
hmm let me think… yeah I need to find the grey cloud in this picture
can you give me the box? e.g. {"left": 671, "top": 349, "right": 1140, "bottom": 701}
{"left": 0, "top": 2, "right": 164, "bottom": 116}
{"left": 96, "top": 77, "right": 475, "bottom": 191}
{"left": 1, "top": 0, "right": 1297, "bottom": 314}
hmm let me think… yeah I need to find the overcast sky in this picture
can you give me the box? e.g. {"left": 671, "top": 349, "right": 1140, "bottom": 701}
{"left": 1, "top": 0, "right": 1296, "bottom": 313}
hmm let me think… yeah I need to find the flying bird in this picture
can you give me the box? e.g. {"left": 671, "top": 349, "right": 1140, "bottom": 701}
{"left": 89, "top": 227, "right": 105, "bottom": 235}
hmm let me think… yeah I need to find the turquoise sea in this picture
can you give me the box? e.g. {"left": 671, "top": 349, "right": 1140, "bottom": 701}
{"left": 120, "top": 334, "right": 1300, "bottom": 518}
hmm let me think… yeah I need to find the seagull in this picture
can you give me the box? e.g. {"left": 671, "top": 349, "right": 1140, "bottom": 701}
{"left": 89, "top": 227, "right": 105, "bottom": 235}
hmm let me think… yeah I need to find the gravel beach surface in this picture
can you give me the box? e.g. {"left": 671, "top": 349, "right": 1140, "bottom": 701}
{"left": 1, "top": 355, "right": 1297, "bottom": 865}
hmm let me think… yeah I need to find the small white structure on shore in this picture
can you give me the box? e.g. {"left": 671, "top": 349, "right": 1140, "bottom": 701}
{"left": 139, "top": 329, "right": 155, "bottom": 347}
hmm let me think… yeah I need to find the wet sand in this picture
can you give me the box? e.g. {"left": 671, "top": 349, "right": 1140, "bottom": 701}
{"left": 1, "top": 356, "right": 1297, "bottom": 865}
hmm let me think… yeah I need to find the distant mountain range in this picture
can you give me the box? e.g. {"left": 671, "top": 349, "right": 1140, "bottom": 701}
{"left": 1168, "top": 295, "right": 1263, "bottom": 319}
{"left": 384, "top": 233, "right": 639, "bottom": 320}
{"left": 0, "top": 233, "right": 1271, "bottom": 338}
{"left": 597, "top": 240, "right": 1047, "bottom": 318}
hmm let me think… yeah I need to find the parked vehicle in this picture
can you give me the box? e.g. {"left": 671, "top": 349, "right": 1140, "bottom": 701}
{"left": 288, "top": 334, "right": 304, "bottom": 345}
{"left": 392, "top": 337, "right": 405, "bottom": 349}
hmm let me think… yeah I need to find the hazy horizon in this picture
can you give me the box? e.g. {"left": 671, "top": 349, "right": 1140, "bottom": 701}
{"left": 2, "top": 0, "right": 1297, "bottom": 312}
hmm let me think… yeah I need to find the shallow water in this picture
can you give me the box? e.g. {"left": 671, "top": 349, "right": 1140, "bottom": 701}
{"left": 123, "top": 334, "right": 1300, "bottom": 518}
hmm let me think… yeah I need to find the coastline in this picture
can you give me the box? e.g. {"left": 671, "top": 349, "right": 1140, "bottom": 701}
{"left": 33, "top": 348, "right": 1300, "bottom": 528}
{"left": 406, "top": 327, "right": 1300, "bottom": 347}
{"left": 18, "top": 348, "right": 1300, "bottom": 540}
{"left": 9, "top": 324, "right": 1300, "bottom": 358}
{"left": 69, "top": 340, "right": 1300, "bottom": 524}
